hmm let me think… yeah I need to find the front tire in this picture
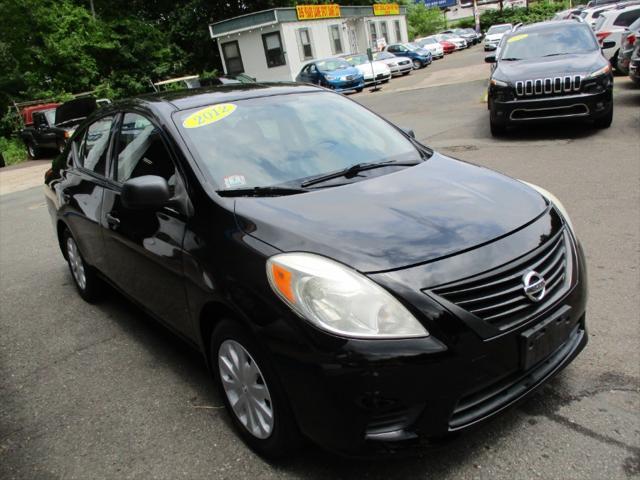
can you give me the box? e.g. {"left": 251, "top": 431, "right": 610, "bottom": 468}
{"left": 26, "top": 141, "right": 40, "bottom": 160}
{"left": 412, "top": 59, "right": 421, "bottom": 70}
{"left": 63, "top": 229, "right": 102, "bottom": 303}
{"left": 211, "top": 320, "right": 301, "bottom": 459}
{"left": 490, "top": 114, "right": 507, "bottom": 136}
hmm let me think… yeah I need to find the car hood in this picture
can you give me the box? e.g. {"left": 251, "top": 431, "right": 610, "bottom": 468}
{"left": 233, "top": 153, "right": 547, "bottom": 273}
{"left": 320, "top": 66, "right": 361, "bottom": 77}
{"left": 496, "top": 52, "right": 604, "bottom": 80}
{"left": 486, "top": 33, "right": 505, "bottom": 41}
{"left": 354, "top": 61, "right": 391, "bottom": 75}
{"left": 54, "top": 97, "right": 97, "bottom": 126}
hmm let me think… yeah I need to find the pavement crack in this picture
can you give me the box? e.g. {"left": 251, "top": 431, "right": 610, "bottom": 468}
{"left": 546, "top": 412, "right": 640, "bottom": 456}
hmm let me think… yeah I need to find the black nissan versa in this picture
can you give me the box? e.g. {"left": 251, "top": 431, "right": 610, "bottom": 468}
{"left": 486, "top": 20, "right": 614, "bottom": 135}
{"left": 44, "top": 83, "right": 588, "bottom": 458}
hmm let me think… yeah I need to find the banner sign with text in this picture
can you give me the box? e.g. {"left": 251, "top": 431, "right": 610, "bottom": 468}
{"left": 296, "top": 4, "right": 341, "bottom": 20}
{"left": 373, "top": 3, "right": 400, "bottom": 15}
{"left": 417, "top": 0, "right": 457, "bottom": 8}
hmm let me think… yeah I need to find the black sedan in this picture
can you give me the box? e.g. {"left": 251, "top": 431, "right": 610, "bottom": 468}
{"left": 44, "top": 83, "right": 588, "bottom": 458}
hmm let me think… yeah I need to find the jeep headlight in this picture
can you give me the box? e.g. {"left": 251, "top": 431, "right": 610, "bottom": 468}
{"left": 267, "top": 253, "right": 428, "bottom": 339}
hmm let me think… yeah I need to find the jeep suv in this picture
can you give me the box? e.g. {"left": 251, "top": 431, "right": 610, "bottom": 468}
{"left": 486, "top": 20, "right": 614, "bottom": 135}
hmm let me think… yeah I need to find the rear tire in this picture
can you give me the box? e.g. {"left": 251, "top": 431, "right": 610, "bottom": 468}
{"left": 594, "top": 107, "right": 613, "bottom": 129}
{"left": 63, "top": 229, "right": 102, "bottom": 303}
{"left": 210, "top": 320, "right": 302, "bottom": 459}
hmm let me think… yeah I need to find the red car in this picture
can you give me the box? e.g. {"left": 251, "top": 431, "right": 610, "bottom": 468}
{"left": 439, "top": 40, "right": 456, "bottom": 54}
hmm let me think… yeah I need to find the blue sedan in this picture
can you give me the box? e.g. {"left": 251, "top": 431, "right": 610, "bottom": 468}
{"left": 385, "top": 43, "right": 432, "bottom": 69}
{"left": 296, "top": 58, "right": 365, "bottom": 93}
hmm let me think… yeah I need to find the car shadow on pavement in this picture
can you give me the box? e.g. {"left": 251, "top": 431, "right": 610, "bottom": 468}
{"left": 96, "top": 284, "right": 224, "bottom": 408}
{"left": 494, "top": 123, "right": 602, "bottom": 142}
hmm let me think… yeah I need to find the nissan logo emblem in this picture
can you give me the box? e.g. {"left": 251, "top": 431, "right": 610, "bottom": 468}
{"left": 523, "top": 271, "right": 546, "bottom": 302}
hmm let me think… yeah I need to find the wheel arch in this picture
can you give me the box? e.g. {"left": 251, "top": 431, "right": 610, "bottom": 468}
{"left": 56, "top": 219, "right": 69, "bottom": 259}
{"left": 199, "top": 301, "right": 243, "bottom": 369}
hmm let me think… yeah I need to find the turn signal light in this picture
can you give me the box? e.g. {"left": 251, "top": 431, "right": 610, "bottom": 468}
{"left": 596, "top": 31, "right": 611, "bottom": 45}
{"left": 270, "top": 264, "right": 295, "bottom": 303}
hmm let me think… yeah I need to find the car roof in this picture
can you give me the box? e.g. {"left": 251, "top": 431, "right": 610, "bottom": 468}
{"left": 603, "top": 3, "right": 640, "bottom": 13}
{"left": 510, "top": 19, "right": 590, "bottom": 33}
{"left": 106, "top": 83, "right": 322, "bottom": 114}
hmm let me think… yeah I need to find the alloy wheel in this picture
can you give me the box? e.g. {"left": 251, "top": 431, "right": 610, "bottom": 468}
{"left": 66, "top": 237, "right": 87, "bottom": 290}
{"left": 218, "top": 339, "right": 274, "bottom": 439}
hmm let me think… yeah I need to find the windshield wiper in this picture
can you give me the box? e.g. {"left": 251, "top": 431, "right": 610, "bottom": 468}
{"left": 301, "top": 160, "right": 420, "bottom": 188}
{"left": 500, "top": 57, "right": 521, "bottom": 61}
{"left": 542, "top": 53, "right": 571, "bottom": 57}
{"left": 216, "top": 186, "right": 308, "bottom": 197}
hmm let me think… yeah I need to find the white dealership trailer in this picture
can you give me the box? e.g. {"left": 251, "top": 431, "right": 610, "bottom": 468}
{"left": 209, "top": 5, "right": 409, "bottom": 81}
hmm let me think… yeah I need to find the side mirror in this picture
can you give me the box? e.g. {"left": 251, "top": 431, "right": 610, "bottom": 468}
{"left": 485, "top": 54, "right": 497, "bottom": 63}
{"left": 401, "top": 128, "right": 416, "bottom": 138}
{"left": 121, "top": 175, "right": 170, "bottom": 210}
{"left": 602, "top": 40, "right": 616, "bottom": 49}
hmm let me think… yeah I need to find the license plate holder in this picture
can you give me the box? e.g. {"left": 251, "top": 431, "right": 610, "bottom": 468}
{"left": 520, "top": 306, "right": 573, "bottom": 371}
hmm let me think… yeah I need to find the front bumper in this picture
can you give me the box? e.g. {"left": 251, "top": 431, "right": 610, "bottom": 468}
{"left": 328, "top": 78, "right": 365, "bottom": 93}
{"left": 484, "top": 41, "right": 499, "bottom": 50}
{"left": 364, "top": 72, "right": 392, "bottom": 84}
{"left": 490, "top": 88, "right": 613, "bottom": 125}
{"left": 390, "top": 63, "right": 413, "bottom": 75}
{"left": 268, "top": 217, "right": 588, "bottom": 456}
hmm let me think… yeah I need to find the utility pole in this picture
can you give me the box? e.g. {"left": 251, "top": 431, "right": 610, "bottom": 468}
{"left": 473, "top": 0, "right": 480, "bottom": 33}
{"left": 89, "top": 0, "right": 96, "bottom": 19}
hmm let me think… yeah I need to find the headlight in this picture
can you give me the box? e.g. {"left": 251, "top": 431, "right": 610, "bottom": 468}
{"left": 325, "top": 74, "right": 337, "bottom": 81}
{"left": 521, "top": 181, "right": 576, "bottom": 234}
{"left": 64, "top": 129, "right": 76, "bottom": 139}
{"left": 490, "top": 78, "right": 509, "bottom": 87}
{"left": 266, "top": 253, "right": 429, "bottom": 339}
{"left": 587, "top": 64, "right": 611, "bottom": 78}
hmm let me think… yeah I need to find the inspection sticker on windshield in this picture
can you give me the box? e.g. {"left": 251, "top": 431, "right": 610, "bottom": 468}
{"left": 224, "top": 174, "right": 246, "bottom": 189}
{"left": 507, "top": 34, "right": 528, "bottom": 43}
{"left": 183, "top": 103, "right": 237, "bottom": 128}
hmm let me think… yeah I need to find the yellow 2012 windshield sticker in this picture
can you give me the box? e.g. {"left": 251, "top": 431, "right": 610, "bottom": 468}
{"left": 507, "top": 34, "right": 528, "bottom": 43}
{"left": 182, "top": 103, "right": 237, "bottom": 128}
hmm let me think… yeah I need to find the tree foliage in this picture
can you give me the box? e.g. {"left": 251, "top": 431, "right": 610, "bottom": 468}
{"left": 406, "top": 3, "right": 445, "bottom": 39}
{"left": 455, "top": 1, "right": 568, "bottom": 30}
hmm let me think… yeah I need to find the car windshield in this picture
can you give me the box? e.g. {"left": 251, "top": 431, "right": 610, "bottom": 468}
{"left": 418, "top": 38, "right": 437, "bottom": 45}
{"left": 406, "top": 43, "right": 422, "bottom": 51}
{"left": 344, "top": 54, "right": 368, "bottom": 65}
{"left": 316, "top": 59, "right": 350, "bottom": 71}
{"left": 373, "top": 52, "right": 393, "bottom": 60}
{"left": 175, "top": 92, "right": 421, "bottom": 191}
{"left": 500, "top": 25, "right": 598, "bottom": 60}
{"left": 43, "top": 109, "right": 56, "bottom": 126}
{"left": 488, "top": 25, "right": 512, "bottom": 34}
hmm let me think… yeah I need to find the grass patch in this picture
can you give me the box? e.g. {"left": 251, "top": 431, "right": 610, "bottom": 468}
{"left": 0, "top": 137, "right": 26, "bottom": 166}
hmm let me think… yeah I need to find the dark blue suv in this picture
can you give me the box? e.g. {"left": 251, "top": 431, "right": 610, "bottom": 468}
{"left": 385, "top": 43, "right": 432, "bottom": 69}
{"left": 296, "top": 58, "right": 365, "bottom": 93}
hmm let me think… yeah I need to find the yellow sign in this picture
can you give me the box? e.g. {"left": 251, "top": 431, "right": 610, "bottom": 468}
{"left": 507, "top": 33, "right": 529, "bottom": 43}
{"left": 182, "top": 103, "right": 237, "bottom": 129}
{"left": 373, "top": 3, "right": 400, "bottom": 16}
{"left": 296, "top": 4, "right": 341, "bottom": 20}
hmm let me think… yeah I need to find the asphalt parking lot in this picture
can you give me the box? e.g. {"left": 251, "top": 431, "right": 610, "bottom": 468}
{"left": 1, "top": 46, "right": 639, "bottom": 479}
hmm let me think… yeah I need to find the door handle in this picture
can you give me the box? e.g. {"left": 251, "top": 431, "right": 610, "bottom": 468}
{"left": 106, "top": 213, "right": 120, "bottom": 227}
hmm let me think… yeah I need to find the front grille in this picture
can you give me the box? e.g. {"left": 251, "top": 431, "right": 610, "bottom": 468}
{"left": 430, "top": 229, "right": 570, "bottom": 332}
{"left": 399, "top": 60, "right": 410, "bottom": 65}
{"left": 515, "top": 76, "right": 582, "bottom": 97}
{"left": 365, "top": 405, "right": 423, "bottom": 437}
{"left": 345, "top": 75, "right": 354, "bottom": 81}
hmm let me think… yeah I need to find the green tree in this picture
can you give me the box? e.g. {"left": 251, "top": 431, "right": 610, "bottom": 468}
{"left": 406, "top": 3, "right": 445, "bottom": 39}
